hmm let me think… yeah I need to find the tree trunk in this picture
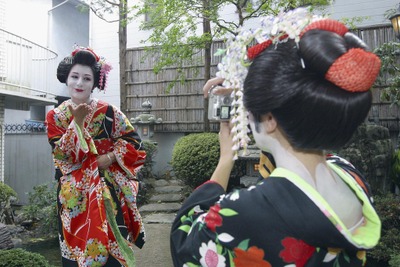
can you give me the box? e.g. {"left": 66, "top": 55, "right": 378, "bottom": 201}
{"left": 119, "top": 0, "right": 128, "bottom": 112}
{"left": 203, "top": 0, "right": 212, "bottom": 132}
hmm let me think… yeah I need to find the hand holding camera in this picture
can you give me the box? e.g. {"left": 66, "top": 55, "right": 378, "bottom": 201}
{"left": 203, "top": 77, "right": 234, "bottom": 121}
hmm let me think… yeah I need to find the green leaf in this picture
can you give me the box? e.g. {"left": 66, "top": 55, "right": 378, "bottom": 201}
{"left": 178, "top": 225, "right": 191, "bottom": 233}
{"left": 219, "top": 208, "right": 238, "bottom": 216}
{"left": 237, "top": 239, "right": 250, "bottom": 251}
{"left": 185, "top": 262, "right": 200, "bottom": 267}
{"left": 180, "top": 214, "right": 188, "bottom": 222}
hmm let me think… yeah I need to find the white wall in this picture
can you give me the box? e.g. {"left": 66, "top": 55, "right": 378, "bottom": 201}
{"left": 328, "top": 0, "right": 397, "bottom": 27}
{"left": 150, "top": 132, "right": 185, "bottom": 176}
{"left": 4, "top": 0, "right": 50, "bottom": 46}
{"left": 3, "top": 0, "right": 89, "bottom": 121}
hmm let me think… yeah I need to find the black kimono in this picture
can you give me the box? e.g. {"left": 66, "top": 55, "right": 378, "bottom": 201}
{"left": 170, "top": 154, "right": 381, "bottom": 267}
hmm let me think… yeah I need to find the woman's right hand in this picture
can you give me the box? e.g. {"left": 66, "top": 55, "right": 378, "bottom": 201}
{"left": 209, "top": 115, "right": 235, "bottom": 191}
{"left": 219, "top": 121, "right": 235, "bottom": 163}
{"left": 68, "top": 104, "right": 91, "bottom": 129}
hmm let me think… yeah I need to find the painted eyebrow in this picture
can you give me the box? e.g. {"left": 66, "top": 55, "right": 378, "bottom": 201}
{"left": 70, "top": 71, "right": 93, "bottom": 77}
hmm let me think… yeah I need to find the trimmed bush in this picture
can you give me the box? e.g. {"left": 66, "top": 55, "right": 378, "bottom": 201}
{"left": 0, "top": 248, "right": 53, "bottom": 267}
{"left": 171, "top": 133, "right": 220, "bottom": 189}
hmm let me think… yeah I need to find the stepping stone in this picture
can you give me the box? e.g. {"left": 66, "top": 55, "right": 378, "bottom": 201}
{"left": 150, "top": 194, "right": 182, "bottom": 203}
{"left": 168, "top": 179, "right": 182, "bottom": 186}
{"left": 143, "top": 213, "right": 176, "bottom": 224}
{"left": 139, "top": 203, "right": 181, "bottom": 213}
{"left": 154, "top": 185, "right": 182, "bottom": 194}
{"left": 153, "top": 179, "right": 169, "bottom": 187}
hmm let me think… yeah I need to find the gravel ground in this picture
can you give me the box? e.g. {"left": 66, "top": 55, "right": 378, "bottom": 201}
{"left": 133, "top": 222, "right": 174, "bottom": 267}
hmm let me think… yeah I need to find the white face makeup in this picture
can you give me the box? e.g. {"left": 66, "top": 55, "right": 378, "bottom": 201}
{"left": 67, "top": 64, "right": 94, "bottom": 105}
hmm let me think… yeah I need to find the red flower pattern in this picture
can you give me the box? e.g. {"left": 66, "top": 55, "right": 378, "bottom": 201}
{"left": 233, "top": 246, "right": 272, "bottom": 267}
{"left": 279, "top": 237, "right": 315, "bottom": 267}
{"left": 204, "top": 204, "right": 223, "bottom": 232}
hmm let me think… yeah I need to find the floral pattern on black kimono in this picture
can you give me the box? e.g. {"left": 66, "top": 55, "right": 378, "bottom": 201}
{"left": 170, "top": 154, "right": 381, "bottom": 267}
{"left": 46, "top": 99, "right": 146, "bottom": 267}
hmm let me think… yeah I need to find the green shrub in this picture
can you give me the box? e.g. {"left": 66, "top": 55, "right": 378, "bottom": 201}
{"left": 0, "top": 182, "right": 17, "bottom": 204}
{"left": 0, "top": 248, "right": 54, "bottom": 267}
{"left": 368, "top": 193, "right": 400, "bottom": 262}
{"left": 136, "top": 140, "right": 158, "bottom": 205}
{"left": 171, "top": 133, "right": 220, "bottom": 189}
{"left": 0, "top": 182, "right": 17, "bottom": 224}
{"left": 389, "top": 254, "right": 400, "bottom": 267}
{"left": 22, "top": 183, "right": 58, "bottom": 237}
{"left": 140, "top": 140, "right": 158, "bottom": 179}
{"left": 390, "top": 149, "right": 400, "bottom": 189}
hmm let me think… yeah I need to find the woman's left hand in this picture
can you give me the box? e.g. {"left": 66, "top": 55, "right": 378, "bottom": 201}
{"left": 203, "top": 77, "right": 225, "bottom": 98}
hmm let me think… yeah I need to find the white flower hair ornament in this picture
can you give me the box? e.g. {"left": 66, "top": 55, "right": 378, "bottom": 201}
{"left": 215, "top": 7, "right": 381, "bottom": 159}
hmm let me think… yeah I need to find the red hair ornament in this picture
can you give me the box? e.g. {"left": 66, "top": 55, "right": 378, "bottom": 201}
{"left": 247, "top": 35, "right": 288, "bottom": 60}
{"left": 71, "top": 47, "right": 100, "bottom": 62}
{"left": 247, "top": 19, "right": 381, "bottom": 93}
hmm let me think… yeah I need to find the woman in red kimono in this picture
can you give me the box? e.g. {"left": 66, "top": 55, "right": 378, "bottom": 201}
{"left": 46, "top": 47, "right": 146, "bottom": 267}
{"left": 170, "top": 8, "right": 382, "bottom": 267}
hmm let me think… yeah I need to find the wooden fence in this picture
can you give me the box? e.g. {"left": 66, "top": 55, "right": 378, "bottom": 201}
{"left": 125, "top": 24, "right": 400, "bottom": 141}
{"left": 354, "top": 24, "right": 400, "bottom": 143}
{"left": 125, "top": 40, "right": 225, "bottom": 133}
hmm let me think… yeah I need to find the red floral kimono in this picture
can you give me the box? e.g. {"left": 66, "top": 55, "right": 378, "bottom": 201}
{"left": 170, "top": 154, "right": 381, "bottom": 267}
{"left": 46, "top": 99, "right": 146, "bottom": 267}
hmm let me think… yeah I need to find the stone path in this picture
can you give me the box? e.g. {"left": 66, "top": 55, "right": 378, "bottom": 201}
{"left": 135, "top": 178, "right": 184, "bottom": 267}
{"left": 140, "top": 178, "right": 184, "bottom": 224}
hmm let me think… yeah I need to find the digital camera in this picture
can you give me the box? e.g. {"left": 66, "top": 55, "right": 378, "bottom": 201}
{"left": 208, "top": 85, "right": 234, "bottom": 121}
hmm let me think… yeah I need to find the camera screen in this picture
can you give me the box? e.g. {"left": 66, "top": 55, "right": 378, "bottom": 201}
{"left": 220, "top": 106, "right": 231, "bottom": 120}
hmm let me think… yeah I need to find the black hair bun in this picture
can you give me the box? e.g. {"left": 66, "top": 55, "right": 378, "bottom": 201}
{"left": 56, "top": 56, "right": 73, "bottom": 83}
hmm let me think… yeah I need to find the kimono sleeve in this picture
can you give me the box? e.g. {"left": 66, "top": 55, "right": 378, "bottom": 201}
{"left": 170, "top": 181, "right": 226, "bottom": 266}
{"left": 110, "top": 105, "right": 146, "bottom": 178}
{"left": 46, "top": 107, "right": 94, "bottom": 175}
{"left": 170, "top": 181, "right": 278, "bottom": 267}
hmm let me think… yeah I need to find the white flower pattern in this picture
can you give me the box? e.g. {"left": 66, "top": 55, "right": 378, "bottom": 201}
{"left": 199, "top": 240, "right": 226, "bottom": 267}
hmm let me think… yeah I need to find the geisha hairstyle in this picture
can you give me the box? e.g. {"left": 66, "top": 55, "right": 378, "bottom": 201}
{"left": 243, "top": 20, "right": 380, "bottom": 151}
{"left": 57, "top": 47, "right": 111, "bottom": 91}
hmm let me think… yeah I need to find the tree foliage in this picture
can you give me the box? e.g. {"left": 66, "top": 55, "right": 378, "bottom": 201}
{"left": 136, "top": 0, "right": 333, "bottom": 81}
{"left": 374, "top": 42, "right": 400, "bottom": 106}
